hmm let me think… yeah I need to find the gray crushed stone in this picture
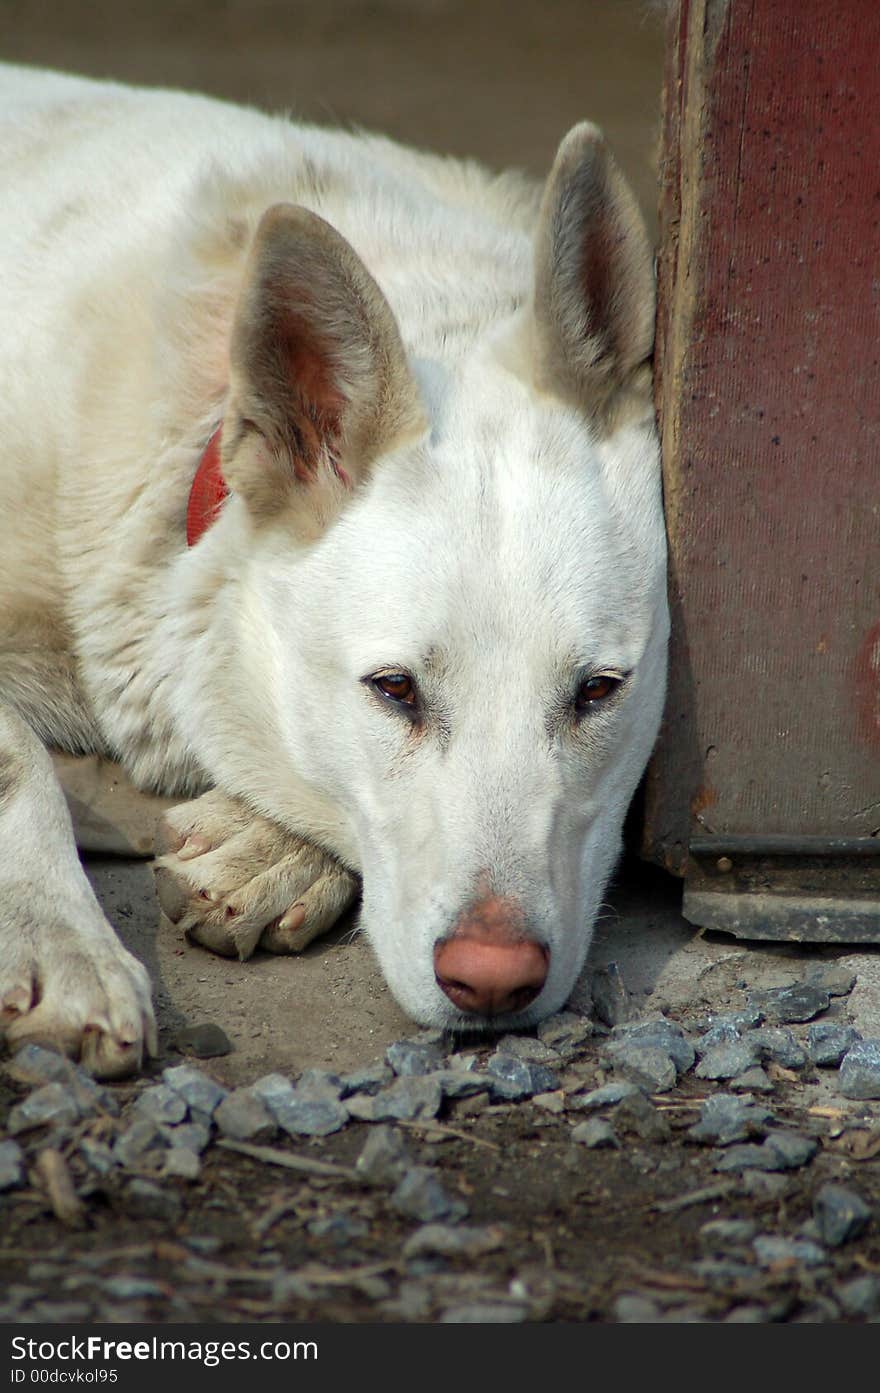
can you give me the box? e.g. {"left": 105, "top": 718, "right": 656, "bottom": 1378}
{"left": 688, "top": 1093, "right": 773, "bottom": 1146}
{"left": 440, "top": 1301, "right": 528, "bottom": 1324}
{"left": 385, "top": 1040, "right": 444, "bottom": 1076}
{"left": 605, "top": 1042, "right": 677, "bottom": 1093}
{"left": 355, "top": 1125, "right": 412, "bottom": 1186}
{"left": 748, "top": 984, "right": 830, "bottom": 1025}
{"left": 112, "top": 1119, "right": 167, "bottom": 1168}
{"left": 714, "top": 1131, "right": 818, "bottom": 1173}
{"left": 568, "top": 1080, "right": 641, "bottom": 1112}
{"left": 123, "top": 1179, "right": 182, "bottom": 1223}
{"left": 484, "top": 1053, "right": 558, "bottom": 1099}
{"left": 835, "top": 1275, "right": 880, "bottom": 1318}
{"left": 162, "top": 1148, "right": 201, "bottom": 1181}
{"left": 390, "top": 1166, "right": 468, "bottom": 1223}
{"left": 805, "top": 964, "right": 857, "bottom": 998}
{"left": 838, "top": 1039, "right": 880, "bottom": 1099}
{"left": 615, "top": 1093, "right": 672, "bottom": 1142}
{"left": 132, "top": 1084, "right": 188, "bottom": 1126}
{"left": 747, "top": 1027, "right": 807, "bottom": 1070}
{"left": 590, "top": 962, "right": 632, "bottom": 1027}
{"left": 368, "top": 1075, "right": 444, "bottom": 1122}
{"left": 805, "top": 1022, "right": 861, "bottom": 1067}
{"left": 308, "top": 1213, "right": 368, "bottom": 1244}
{"left": 536, "top": 1011, "right": 593, "bottom": 1053}
{"left": 609, "top": 1019, "right": 696, "bottom": 1074}
{"left": 728, "top": 1065, "right": 774, "bottom": 1093}
{"left": 695, "top": 1041, "right": 761, "bottom": 1081}
{"left": 571, "top": 1117, "right": 617, "bottom": 1148}
{"left": 0, "top": 1139, "right": 25, "bottom": 1190}
{"left": 295, "top": 1068, "right": 344, "bottom": 1099}
{"left": 162, "top": 1064, "right": 227, "bottom": 1115}
{"left": 340, "top": 1061, "right": 394, "bottom": 1096}
{"left": 402, "top": 1224, "right": 504, "bottom": 1259}
{"left": 496, "top": 1035, "right": 561, "bottom": 1066}
{"left": 699, "top": 1218, "right": 757, "bottom": 1250}
{"left": 812, "top": 1184, "right": 872, "bottom": 1247}
{"left": 752, "top": 1235, "right": 827, "bottom": 1267}
{"left": 213, "top": 1089, "right": 277, "bottom": 1142}
{"left": 275, "top": 1095, "right": 349, "bottom": 1138}
{"left": 8, "top": 1083, "right": 82, "bottom": 1135}
{"left": 162, "top": 1122, "right": 211, "bottom": 1154}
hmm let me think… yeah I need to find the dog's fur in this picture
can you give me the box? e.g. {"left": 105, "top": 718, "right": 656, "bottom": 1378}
{"left": 0, "top": 66, "right": 669, "bottom": 1077}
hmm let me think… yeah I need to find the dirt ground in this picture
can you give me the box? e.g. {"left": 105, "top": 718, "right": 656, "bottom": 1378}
{"left": 2, "top": 0, "right": 880, "bottom": 1327}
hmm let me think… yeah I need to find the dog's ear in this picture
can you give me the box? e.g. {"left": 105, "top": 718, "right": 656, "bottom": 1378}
{"left": 531, "top": 123, "right": 655, "bottom": 415}
{"left": 223, "top": 203, "right": 424, "bottom": 531}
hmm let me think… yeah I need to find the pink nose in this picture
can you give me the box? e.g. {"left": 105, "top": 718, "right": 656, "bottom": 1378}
{"left": 433, "top": 895, "right": 549, "bottom": 1017}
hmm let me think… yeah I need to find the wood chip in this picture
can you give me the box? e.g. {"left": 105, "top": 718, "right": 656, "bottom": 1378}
{"left": 215, "top": 1138, "right": 357, "bottom": 1180}
{"left": 651, "top": 1180, "right": 736, "bottom": 1213}
{"left": 34, "top": 1149, "right": 86, "bottom": 1229}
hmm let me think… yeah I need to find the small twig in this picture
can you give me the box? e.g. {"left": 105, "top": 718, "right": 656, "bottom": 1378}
{"left": 651, "top": 1180, "right": 736, "bottom": 1213}
{"left": 215, "top": 1138, "right": 358, "bottom": 1180}
{"left": 34, "top": 1149, "right": 86, "bottom": 1229}
{"left": 396, "top": 1119, "right": 500, "bottom": 1152}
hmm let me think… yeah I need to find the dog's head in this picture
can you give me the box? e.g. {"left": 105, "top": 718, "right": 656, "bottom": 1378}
{"left": 196, "top": 124, "right": 668, "bottom": 1030}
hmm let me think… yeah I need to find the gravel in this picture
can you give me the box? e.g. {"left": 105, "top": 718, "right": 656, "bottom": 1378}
{"left": 695, "top": 1041, "right": 761, "bottom": 1081}
{"left": 838, "top": 1040, "right": 880, "bottom": 1099}
{"left": 369, "top": 1076, "right": 444, "bottom": 1122}
{"left": 609, "top": 1019, "right": 696, "bottom": 1074}
{"left": 688, "top": 1093, "right": 773, "bottom": 1146}
{"left": 590, "top": 962, "right": 632, "bottom": 1027}
{"left": 0, "top": 1139, "right": 24, "bottom": 1191}
{"left": 385, "top": 1040, "right": 444, "bottom": 1076}
{"left": 355, "top": 1125, "right": 412, "bottom": 1186}
{"left": 162, "top": 1064, "right": 227, "bottom": 1115}
{"left": 402, "top": 1224, "right": 504, "bottom": 1259}
{"left": 8, "top": 1083, "right": 82, "bottom": 1134}
{"left": 132, "top": 1084, "right": 188, "bottom": 1126}
{"left": 213, "top": 1089, "right": 277, "bottom": 1142}
{"left": 752, "top": 1235, "right": 827, "bottom": 1267}
{"left": 568, "top": 1081, "right": 641, "bottom": 1111}
{"left": 536, "top": 1011, "right": 593, "bottom": 1053}
{"left": 805, "top": 1023, "right": 861, "bottom": 1067}
{"left": 835, "top": 1276, "right": 880, "bottom": 1318}
{"left": 812, "top": 1184, "right": 872, "bottom": 1247}
{"left": 485, "top": 1053, "right": 559, "bottom": 1099}
{"left": 390, "top": 1167, "right": 468, "bottom": 1223}
{"left": 571, "top": 1117, "right": 617, "bottom": 1148}
{"left": 748, "top": 1027, "right": 807, "bottom": 1069}
{"left": 112, "top": 1120, "right": 167, "bottom": 1168}
{"left": 714, "top": 1132, "right": 818, "bottom": 1173}
{"left": 748, "top": 984, "right": 831, "bottom": 1025}
{"left": 603, "top": 1043, "right": 677, "bottom": 1093}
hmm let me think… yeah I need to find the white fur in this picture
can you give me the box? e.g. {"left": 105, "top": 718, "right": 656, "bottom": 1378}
{"left": 0, "top": 66, "right": 668, "bottom": 1072}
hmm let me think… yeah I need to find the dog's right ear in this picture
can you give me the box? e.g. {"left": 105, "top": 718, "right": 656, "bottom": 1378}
{"left": 223, "top": 204, "right": 425, "bottom": 534}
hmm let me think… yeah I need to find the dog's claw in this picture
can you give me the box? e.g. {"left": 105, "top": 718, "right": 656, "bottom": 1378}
{"left": 154, "top": 791, "right": 360, "bottom": 961}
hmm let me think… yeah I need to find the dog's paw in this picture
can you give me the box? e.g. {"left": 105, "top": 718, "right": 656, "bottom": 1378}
{"left": 154, "top": 790, "right": 359, "bottom": 960}
{"left": 0, "top": 906, "right": 157, "bottom": 1080}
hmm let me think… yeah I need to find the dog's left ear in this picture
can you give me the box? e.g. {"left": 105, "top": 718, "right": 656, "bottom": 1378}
{"left": 223, "top": 203, "right": 424, "bottom": 531}
{"left": 530, "top": 123, "right": 655, "bottom": 416}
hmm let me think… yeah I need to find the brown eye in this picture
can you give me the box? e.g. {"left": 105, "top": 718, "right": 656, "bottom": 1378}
{"left": 575, "top": 673, "right": 622, "bottom": 712}
{"left": 374, "top": 673, "right": 416, "bottom": 706}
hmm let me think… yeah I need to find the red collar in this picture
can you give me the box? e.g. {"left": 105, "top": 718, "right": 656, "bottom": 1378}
{"left": 186, "top": 426, "right": 228, "bottom": 546}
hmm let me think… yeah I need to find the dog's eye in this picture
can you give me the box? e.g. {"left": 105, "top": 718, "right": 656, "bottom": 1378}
{"left": 575, "top": 673, "right": 623, "bottom": 712}
{"left": 373, "top": 673, "right": 417, "bottom": 706}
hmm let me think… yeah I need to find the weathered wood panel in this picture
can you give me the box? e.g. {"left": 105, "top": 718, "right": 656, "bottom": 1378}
{"left": 644, "top": 0, "right": 880, "bottom": 934}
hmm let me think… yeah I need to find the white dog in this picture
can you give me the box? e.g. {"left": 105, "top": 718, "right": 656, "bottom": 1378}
{"left": 0, "top": 66, "right": 668, "bottom": 1077}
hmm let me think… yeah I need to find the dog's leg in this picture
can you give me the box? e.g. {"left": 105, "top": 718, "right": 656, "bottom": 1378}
{"left": 0, "top": 705, "right": 157, "bottom": 1078}
{"left": 154, "top": 790, "right": 359, "bottom": 960}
